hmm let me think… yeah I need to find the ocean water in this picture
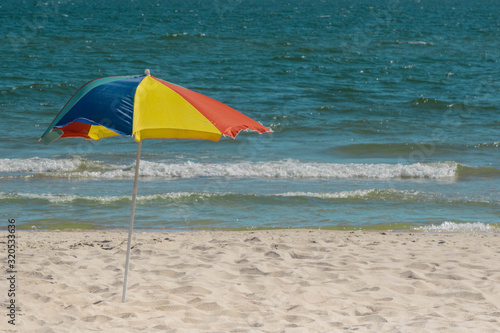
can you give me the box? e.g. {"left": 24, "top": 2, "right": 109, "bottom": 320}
{"left": 1, "top": 0, "right": 499, "bottom": 232}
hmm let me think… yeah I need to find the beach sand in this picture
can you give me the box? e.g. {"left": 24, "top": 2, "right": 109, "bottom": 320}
{"left": 1, "top": 229, "right": 499, "bottom": 332}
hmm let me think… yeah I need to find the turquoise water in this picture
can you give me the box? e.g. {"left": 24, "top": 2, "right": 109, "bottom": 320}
{"left": 1, "top": 0, "right": 499, "bottom": 231}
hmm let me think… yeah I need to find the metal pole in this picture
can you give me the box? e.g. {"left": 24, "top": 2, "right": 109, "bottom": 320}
{"left": 122, "top": 140, "right": 142, "bottom": 303}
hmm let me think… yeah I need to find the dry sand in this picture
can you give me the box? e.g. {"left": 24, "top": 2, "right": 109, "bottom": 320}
{"left": 1, "top": 229, "right": 499, "bottom": 332}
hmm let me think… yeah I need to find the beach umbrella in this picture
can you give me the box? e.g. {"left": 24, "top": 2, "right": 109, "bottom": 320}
{"left": 40, "top": 69, "right": 271, "bottom": 302}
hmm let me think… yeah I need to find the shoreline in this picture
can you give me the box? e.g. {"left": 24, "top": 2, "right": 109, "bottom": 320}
{"left": 7, "top": 220, "right": 500, "bottom": 234}
{"left": 2, "top": 229, "right": 499, "bottom": 332}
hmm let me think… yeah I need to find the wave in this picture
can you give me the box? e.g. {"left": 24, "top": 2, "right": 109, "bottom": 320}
{"left": 158, "top": 32, "right": 206, "bottom": 40}
{"left": 0, "top": 158, "right": 115, "bottom": 175}
{"left": 334, "top": 142, "right": 500, "bottom": 158}
{"left": 415, "top": 221, "right": 499, "bottom": 233}
{"left": 334, "top": 143, "right": 452, "bottom": 157}
{"left": 0, "top": 158, "right": 463, "bottom": 180}
{"left": 0, "top": 191, "right": 217, "bottom": 204}
{"left": 270, "top": 55, "right": 309, "bottom": 62}
{"left": 0, "top": 81, "right": 75, "bottom": 98}
{"left": 277, "top": 189, "right": 426, "bottom": 201}
{"left": 410, "top": 97, "right": 453, "bottom": 110}
{"left": 408, "top": 97, "right": 489, "bottom": 112}
{"left": 474, "top": 142, "right": 500, "bottom": 149}
{"left": 2, "top": 189, "right": 495, "bottom": 206}
{"left": 277, "top": 190, "right": 496, "bottom": 205}
{"left": 456, "top": 164, "right": 500, "bottom": 180}
{"left": 1, "top": 189, "right": 419, "bottom": 204}
{"left": 395, "top": 40, "right": 434, "bottom": 46}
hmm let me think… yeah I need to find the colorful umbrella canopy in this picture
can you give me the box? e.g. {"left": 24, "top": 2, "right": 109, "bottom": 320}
{"left": 41, "top": 70, "right": 271, "bottom": 302}
{"left": 41, "top": 70, "right": 270, "bottom": 144}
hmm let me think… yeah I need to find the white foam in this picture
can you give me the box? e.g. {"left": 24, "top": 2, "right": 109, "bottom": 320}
{"left": 0, "top": 157, "right": 84, "bottom": 173}
{"left": 0, "top": 192, "right": 124, "bottom": 203}
{"left": 416, "top": 221, "right": 498, "bottom": 233}
{"left": 0, "top": 191, "right": 219, "bottom": 203}
{"left": 277, "top": 189, "right": 423, "bottom": 200}
{"left": 0, "top": 189, "right": 433, "bottom": 204}
{"left": 397, "top": 41, "right": 434, "bottom": 46}
{"left": 277, "top": 190, "right": 375, "bottom": 199}
{"left": 136, "top": 160, "right": 457, "bottom": 180}
{"left": 408, "top": 41, "right": 432, "bottom": 45}
{"left": 0, "top": 158, "right": 459, "bottom": 180}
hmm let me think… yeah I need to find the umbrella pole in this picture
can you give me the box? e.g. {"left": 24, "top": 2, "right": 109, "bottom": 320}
{"left": 122, "top": 140, "right": 142, "bottom": 303}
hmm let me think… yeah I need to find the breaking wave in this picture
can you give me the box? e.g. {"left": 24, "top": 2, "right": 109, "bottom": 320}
{"left": 416, "top": 221, "right": 499, "bottom": 233}
{"left": 0, "top": 158, "right": 466, "bottom": 180}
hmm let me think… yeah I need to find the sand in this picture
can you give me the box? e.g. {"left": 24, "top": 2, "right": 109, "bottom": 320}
{"left": 1, "top": 229, "right": 499, "bottom": 332}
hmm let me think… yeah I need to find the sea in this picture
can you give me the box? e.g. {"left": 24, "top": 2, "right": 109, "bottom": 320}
{"left": 1, "top": 0, "right": 499, "bottom": 232}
